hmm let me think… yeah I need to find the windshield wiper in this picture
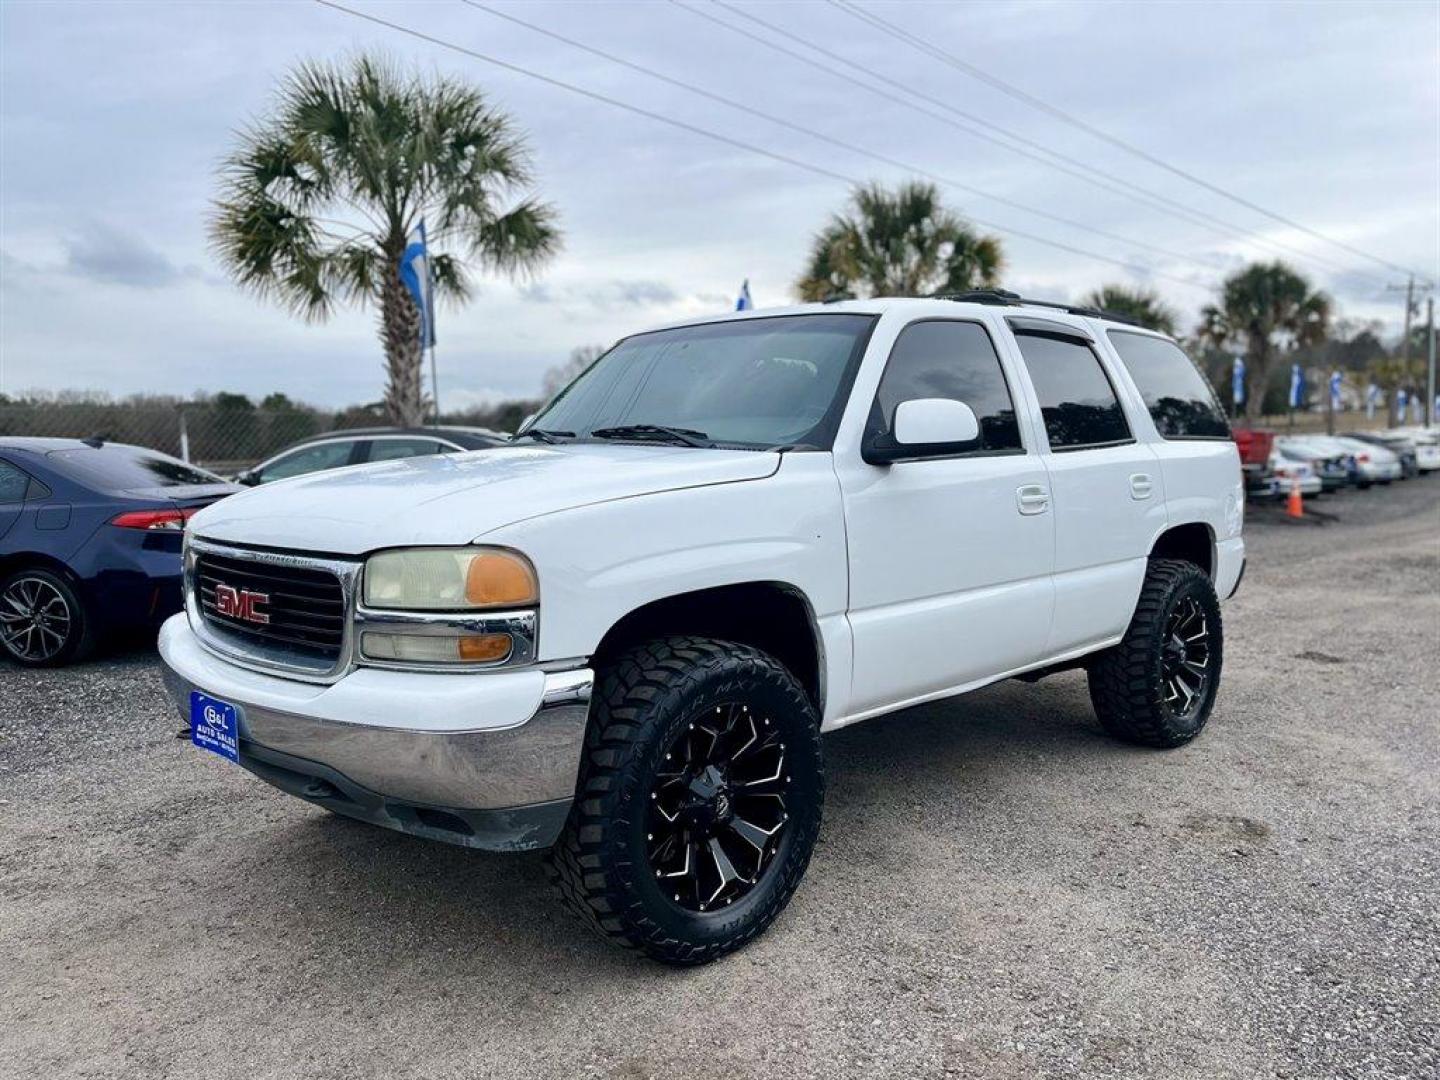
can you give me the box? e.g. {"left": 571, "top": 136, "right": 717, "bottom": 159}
{"left": 512, "top": 428, "right": 575, "bottom": 445}
{"left": 590, "top": 424, "right": 713, "bottom": 448}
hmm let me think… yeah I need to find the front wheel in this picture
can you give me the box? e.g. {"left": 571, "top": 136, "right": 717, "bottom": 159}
{"left": 549, "top": 636, "right": 824, "bottom": 965}
{"left": 1088, "top": 559, "right": 1223, "bottom": 748}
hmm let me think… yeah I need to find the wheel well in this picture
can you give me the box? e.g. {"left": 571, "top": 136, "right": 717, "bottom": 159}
{"left": 0, "top": 551, "right": 76, "bottom": 583}
{"left": 591, "top": 583, "right": 824, "bottom": 716}
{"left": 1149, "top": 522, "right": 1214, "bottom": 578}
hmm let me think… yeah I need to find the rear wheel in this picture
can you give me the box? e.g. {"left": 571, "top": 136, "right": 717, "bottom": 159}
{"left": 549, "top": 636, "right": 824, "bottom": 965}
{"left": 1088, "top": 559, "right": 1222, "bottom": 748}
{"left": 0, "top": 568, "right": 93, "bottom": 667}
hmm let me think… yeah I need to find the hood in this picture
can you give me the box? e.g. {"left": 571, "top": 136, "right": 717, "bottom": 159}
{"left": 189, "top": 442, "right": 780, "bottom": 555}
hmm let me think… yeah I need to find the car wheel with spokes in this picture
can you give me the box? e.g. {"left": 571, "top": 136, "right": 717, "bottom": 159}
{"left": 0, "top": 568, "right": 93, "bottom": 667}
{"left": 1087, "top": 558, "right": 1223, "bottom": 748}
{"left": 549, "top": 636, "right": 824, "bottom": 965}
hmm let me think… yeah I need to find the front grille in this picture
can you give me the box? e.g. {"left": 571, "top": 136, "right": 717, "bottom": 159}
{"left": 194, "top": 550, "right": 346, "bottom": 663}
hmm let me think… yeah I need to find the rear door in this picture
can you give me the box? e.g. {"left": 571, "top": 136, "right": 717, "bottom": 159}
{"left": 1005, "top": 318, "right": 1166, "bottom": 656}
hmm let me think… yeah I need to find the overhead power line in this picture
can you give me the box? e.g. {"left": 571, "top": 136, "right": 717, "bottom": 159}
{"left": 831, "top": 0, "right": 1430, "bottom": 283}
{"left": 311, "top": 0, "right": 1214, "bottom": 293}
{"left": 694, "top": 0, "right": 1372, "bottom": 285}
{"left": 463, "top": 0, "right": 1220, "bottom": 276}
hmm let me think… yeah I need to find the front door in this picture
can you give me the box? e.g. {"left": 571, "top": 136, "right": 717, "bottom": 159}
{"left": 837, "top": 318, "right": 1055, "bottom": 719}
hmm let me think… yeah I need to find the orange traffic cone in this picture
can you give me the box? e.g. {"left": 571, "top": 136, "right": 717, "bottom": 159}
{"left": 1287, "top": 478, "right": 1304, "bottom": 518}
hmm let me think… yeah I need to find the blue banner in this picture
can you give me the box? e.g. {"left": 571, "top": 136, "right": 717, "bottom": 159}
{"left": 735, "top": 279, "right": 753, "bottom": 311}
{"left": 1232, "top": 356, "right": 1245, "bottom": 406}
{"left": 1289, "top": 364, "right": 1305, "bottom": 409}
{"left": 398, "top": 219, "right": 436, "bottom": 348}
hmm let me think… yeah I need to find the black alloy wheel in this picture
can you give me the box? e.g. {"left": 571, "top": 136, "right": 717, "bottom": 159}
{"left": 646, "top": 702, "right": 790, "bottom": 913}
{"left": 1159, "top": 595, "right": 1213, "bottom": 723}
{"left": 550, "top": 636, "right": 824, "bottom": 965}
{"left": 1088, "top": 559, "right": 1224, "bottom": 748}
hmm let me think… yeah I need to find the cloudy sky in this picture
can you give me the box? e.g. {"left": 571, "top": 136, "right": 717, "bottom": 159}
{"left": 2, "top": 0, "right": 1436, "bottom": 411}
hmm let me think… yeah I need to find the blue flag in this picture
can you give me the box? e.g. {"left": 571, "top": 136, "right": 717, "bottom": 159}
{"left": 1329, "top": 371, "right": 1343, "bottom": 410}
{"left": 398, "top": 220, "right": 437, "bottom": 348}
{"left": 1231, "top": 356, "right": 1245, "bottom": 407}
{"left": 735, "top": 279, "right": 753, "bottom": 311}
{"left": 1396, "top": 388, "right": 1408, "bottom": 419}
{"left": 1289, "top": 364, "right": 1305, "bottom": 409}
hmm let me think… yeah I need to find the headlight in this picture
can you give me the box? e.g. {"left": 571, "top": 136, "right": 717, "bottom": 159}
{"left": 363, "top": 547, "right": 538, "bottom": 611}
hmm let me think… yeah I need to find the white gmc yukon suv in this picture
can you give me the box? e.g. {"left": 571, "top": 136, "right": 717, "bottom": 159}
{"left": 160, "top": 292, "right": 1245, "bottom": 965}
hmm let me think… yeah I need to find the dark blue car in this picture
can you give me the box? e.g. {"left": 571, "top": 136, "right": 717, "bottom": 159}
{"left": 0, "top": 438, "right": 238, "bottom": 666}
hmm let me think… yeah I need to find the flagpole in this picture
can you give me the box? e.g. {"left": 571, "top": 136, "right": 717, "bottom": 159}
{"left": 430, "top": 342, "right": 440, "bottom": 424}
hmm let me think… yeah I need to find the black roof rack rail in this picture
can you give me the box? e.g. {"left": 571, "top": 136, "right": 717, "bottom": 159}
{"left": 931, "top": 289, "right": 1145, "bottom": 328}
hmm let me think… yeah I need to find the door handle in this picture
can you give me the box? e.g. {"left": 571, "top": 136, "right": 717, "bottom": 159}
{"left": 1016, "top": 484, "right": 1050, "bottom": 515}
{"left": 1129, "top": 473, "right": 1154, "bottom": 500}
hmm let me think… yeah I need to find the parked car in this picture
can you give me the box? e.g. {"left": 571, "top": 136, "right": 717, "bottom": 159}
{"left": 1232, "top": 427, "right": 1275, "bottom": 494}
{"left": 1273, "top": 437, "right": 1348, "bottom": 492}
{"left": 159, "top": 293, "right": 1245, "bottom": 964}
{"left": 1266, "top": 449, "right": 1323, "bottom": 496}
{"left": 0, "top": 438, "right": 238, "bottom": 666}
{"left": 1343, "top": 430, "right": 1433, "bottom": 477}
{"left": 1341, "top": 431, "right": 1416, "bottom": 478}
{"left": 1395, "top": 428, "right": 1440, "bottom": 472}
{"left": 235, "top": 426, "right": 507, "bottom": 486}
{"left": 1330, "top": 436, "right": 1403, "bottom": 485}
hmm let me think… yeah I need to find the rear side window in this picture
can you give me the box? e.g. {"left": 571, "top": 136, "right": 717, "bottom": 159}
{"left": 365, "top": 438, "right": 447, "bottom": 463}
{"left": 1013, "top": 333, "right": 1131, "bottom": 451}
{"left": 47, "top": 446, "right": 224, "bottom": 492}
{"left": 0, "top": 461, "right": 29, "bottom": 503}
{"left": 1107, "top": 331, "right": 1230, "bottom": 439}
{"left": 869, "top": 320, "right": 1023, "bottom": 453}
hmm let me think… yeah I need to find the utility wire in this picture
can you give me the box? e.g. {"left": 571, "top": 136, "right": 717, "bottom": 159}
{"left": 463, "top": 0, "right": 1218, "bottom": 275}
{"left": 692, "top": 0, "right": 1371, "bottom": 284}
{"left": 311, "top": 0, "right": 1213, "bottom": 292}
{"left": 831, "top": 0, "right": 1429, "bottom": 283}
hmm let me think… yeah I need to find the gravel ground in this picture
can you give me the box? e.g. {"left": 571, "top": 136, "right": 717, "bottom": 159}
{"left": 2, "top": 478, "right": 1437, "bottom": 1080}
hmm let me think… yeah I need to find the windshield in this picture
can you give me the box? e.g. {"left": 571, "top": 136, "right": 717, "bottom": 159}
{"left": 528, "top": 313, "right": 876, "bottom": 449}
{"left": 49, "top": 445, "right": 226, "bottom": 492}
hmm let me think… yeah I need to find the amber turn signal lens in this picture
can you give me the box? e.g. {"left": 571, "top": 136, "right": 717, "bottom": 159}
{"left": 464, "top": 552, "right": 538, "bottom": 607}
{"left": 457, "top": 633, "right": 513, "bottom": 662}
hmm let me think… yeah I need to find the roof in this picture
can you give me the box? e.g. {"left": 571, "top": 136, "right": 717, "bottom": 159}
{"left": 640, "top": 291, "right": 1171, "bottom": 341}
{"left": 0, "top": 436, "right": 151, "bottom": 455}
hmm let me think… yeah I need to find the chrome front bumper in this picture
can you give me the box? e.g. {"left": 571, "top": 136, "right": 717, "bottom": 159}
{"left": 158, "top": 614, "right": 592, "bottom": 851}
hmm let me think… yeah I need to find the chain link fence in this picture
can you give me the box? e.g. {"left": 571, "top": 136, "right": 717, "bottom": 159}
{"left": 0, "top": 395, "right": 536, "bottom": 476}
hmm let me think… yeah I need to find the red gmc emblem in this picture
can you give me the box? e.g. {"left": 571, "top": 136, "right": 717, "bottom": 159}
{"left": 214, "top": 584, "right": 270, "bottom": 625}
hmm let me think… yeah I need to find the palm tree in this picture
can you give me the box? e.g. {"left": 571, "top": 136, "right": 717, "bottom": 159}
{"left": 796, "top": 181, "right": 1003, "bottom": 301}
{"left": 1197, "top": 261, "right": 1330, "bottom": 420}
{"left": 211, "top": 55, "right": 561, "bottom": 425}
{"left": 1081, "top": 284, "right": 1178, "bottom": 336}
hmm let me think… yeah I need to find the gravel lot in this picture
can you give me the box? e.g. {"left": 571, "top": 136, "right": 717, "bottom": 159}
{"left": 2, "top": 478, "right": 1437, "bottom": 1080}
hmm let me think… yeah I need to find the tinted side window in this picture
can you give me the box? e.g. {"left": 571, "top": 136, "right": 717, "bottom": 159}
{"left": 869, "top": 320, "right": 1023, "bottom": 453}
{"left": 258, "top": 441, "right": 357, "bottom": 482}
{"left": 366, "top": 438, "right": 447, "bottom": 463}
{"left": 1014, "top": 333, "right": 1132, "bottom": 450}
{"left": 1107, "top": 331, "right": 1230, "bottom": 438}
{"left": 0, "top": 461, "right": 29, "bottom": 503}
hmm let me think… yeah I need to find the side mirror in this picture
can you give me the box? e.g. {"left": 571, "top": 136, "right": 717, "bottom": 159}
{"left": 235, "top": 470, "right": 259, "bottom": 486}
{"left": 863, "top": 398, "right": 980, "bottom": 465}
